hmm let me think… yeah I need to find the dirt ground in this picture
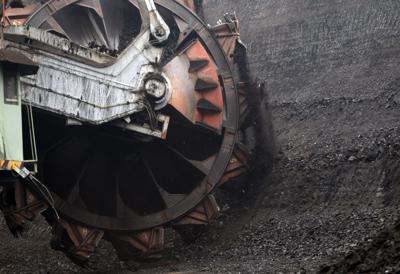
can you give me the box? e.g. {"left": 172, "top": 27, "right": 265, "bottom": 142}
{"left": 1, "top": 0, "right": 400, "bottom": 273}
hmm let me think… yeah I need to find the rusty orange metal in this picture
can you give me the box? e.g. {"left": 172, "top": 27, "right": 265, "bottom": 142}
{"left": 4, "top": 4, "right": 38, "bottom": 25}
{"left": 237, "top": 82, "right": 249, "bottom": 115}
{"left": 186, "top": 41, "right": 224, "bottom": 130}
{"left": 174, "top": 194, "right": 220, "bottom": 225}
{"left": 220, "top": 144, "right": 250, "bottom": 185}
{"left": 212, "top": 19, "right": 241, "bottom": 64}
{"left": 111, "top": 227, "right": 165, "bottom": 255}
{"left": 176, "top": 0, "right": 196, "bottom": 12}
{"left": 166, "top": 39, "right": 224, "bottom": 130}
{"left": 56, "top": 219, "right": 104, "bottom": 261}
{"left": 0, "top": 182, "right": 47, "bottom": 237}
{"left": 212, "top": 15, "right": 253, "bottom": 186}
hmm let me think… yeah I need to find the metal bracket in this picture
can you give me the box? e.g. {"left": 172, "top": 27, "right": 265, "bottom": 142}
{"left": 139, "top": 0, "right": 171, "bottom": 44}
{"left": 112, "top": 114, "right": 170, "bottom": 140}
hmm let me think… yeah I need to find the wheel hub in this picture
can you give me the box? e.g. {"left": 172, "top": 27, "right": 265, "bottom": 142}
{"left": 144, "top": 73, "right": 171, "bottom": 109}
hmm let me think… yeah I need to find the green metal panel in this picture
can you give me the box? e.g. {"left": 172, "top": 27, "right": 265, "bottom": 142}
{"left": 0, "top": 64, "right": 24, "bottom": 161}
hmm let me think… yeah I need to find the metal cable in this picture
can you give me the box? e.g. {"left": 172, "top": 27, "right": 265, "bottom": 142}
{"left": 27, "top": 174, "right": 59, "bottom": 219}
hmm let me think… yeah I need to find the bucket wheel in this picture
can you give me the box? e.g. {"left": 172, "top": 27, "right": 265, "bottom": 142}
{"left": 3, "top": 0, "right": 263, "bottom": 266}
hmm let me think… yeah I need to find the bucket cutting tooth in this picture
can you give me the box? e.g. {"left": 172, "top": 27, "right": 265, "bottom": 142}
{"left": 173, "top": 194, "right": 220, "bottom": 243}
{"left": 211, "top": 14, "right": 242, "bottom": 63}
{"left": 189, "top": 59, "right": 210, "bottom": 73}
{"left": 0, "top": 181, "right": 48, "bottom": 238}
{"left": 165, "top": 39, "right": 224, "bottom": 130}
{"left": 175, "top": 195, "right": 220, "bottom": 226}
{"left": 108, "top": 227, "right": 165, "bottom": 262}
{"left": 197, "top": 98, "right": 222, "bottom": 114}
{"left": 211, "top": 13, "right": 259, "bottom": 190}
{"left": 237, "top": 82, "right": 249, "bottom": 118}
{"left": 50, "top": 219, "right": 104, "bottom": 267}
{"left": 195, "top": 78, "right": 219, "bottom": 92}
{"left": 186, "top": 41, "right": 224, "bottom": 129}
{"left": 220, "top": 143, "right": 250, "bottom": 186}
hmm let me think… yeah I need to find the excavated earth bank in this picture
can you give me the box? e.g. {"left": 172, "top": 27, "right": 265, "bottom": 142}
{"left": 1, "top": 0, "right": 400, "bottom": 273}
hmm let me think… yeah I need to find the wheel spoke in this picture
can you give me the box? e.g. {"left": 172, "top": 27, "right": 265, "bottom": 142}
{"left": 163, "top": 109, "right": 222, "bottom": 161}
{"left": 51, "top": 5, "right": 107, "bottom": 48}
{"left": 118, "top": 156, "right": 166, "bottom": 216}
{"left": 42, "top": 137, "right": 90, "bottom": 201}
{"left": 97, "top": 0, "right": 125, "bottom": 51}
{"left": 74, "top": 0, "right": 119, "bottom": 49}
{"left": 75, "top": 0, "right": 103, "bottom": 17}
{"left": 43, "top": 16, "right": 71, "bottom": 39}
{"left": 79, "top": 148, "right": 119, "bottom": 217}
{"left": 143, "top": 159, "right": 186, "bottom": 208}
{"left": 142, "top": 142, "right": 206, "bottom": 195}
{"left": 167, "top": 146, "right": 214, "bottom": 175}
{"left": 66, "top": 179, "right": 88, "bottom": 211}
{"left": 48, "top": 0, "right": 138, "bottom": 51}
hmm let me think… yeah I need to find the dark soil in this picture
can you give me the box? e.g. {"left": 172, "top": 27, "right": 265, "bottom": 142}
{"left": 1, "top": 0, "right": 400, "bottom": 273}
{"left": 320, "top": 221, "right": 400, "bottom": 273}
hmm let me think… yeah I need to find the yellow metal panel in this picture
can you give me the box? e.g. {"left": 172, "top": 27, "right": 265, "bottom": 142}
{"left": 0, "top": 160, "right": 23, "bottom": 171}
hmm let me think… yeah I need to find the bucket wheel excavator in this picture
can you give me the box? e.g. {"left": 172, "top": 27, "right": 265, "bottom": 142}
{"left": 0, "top": 0, "right": 265, "bottom": 265}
